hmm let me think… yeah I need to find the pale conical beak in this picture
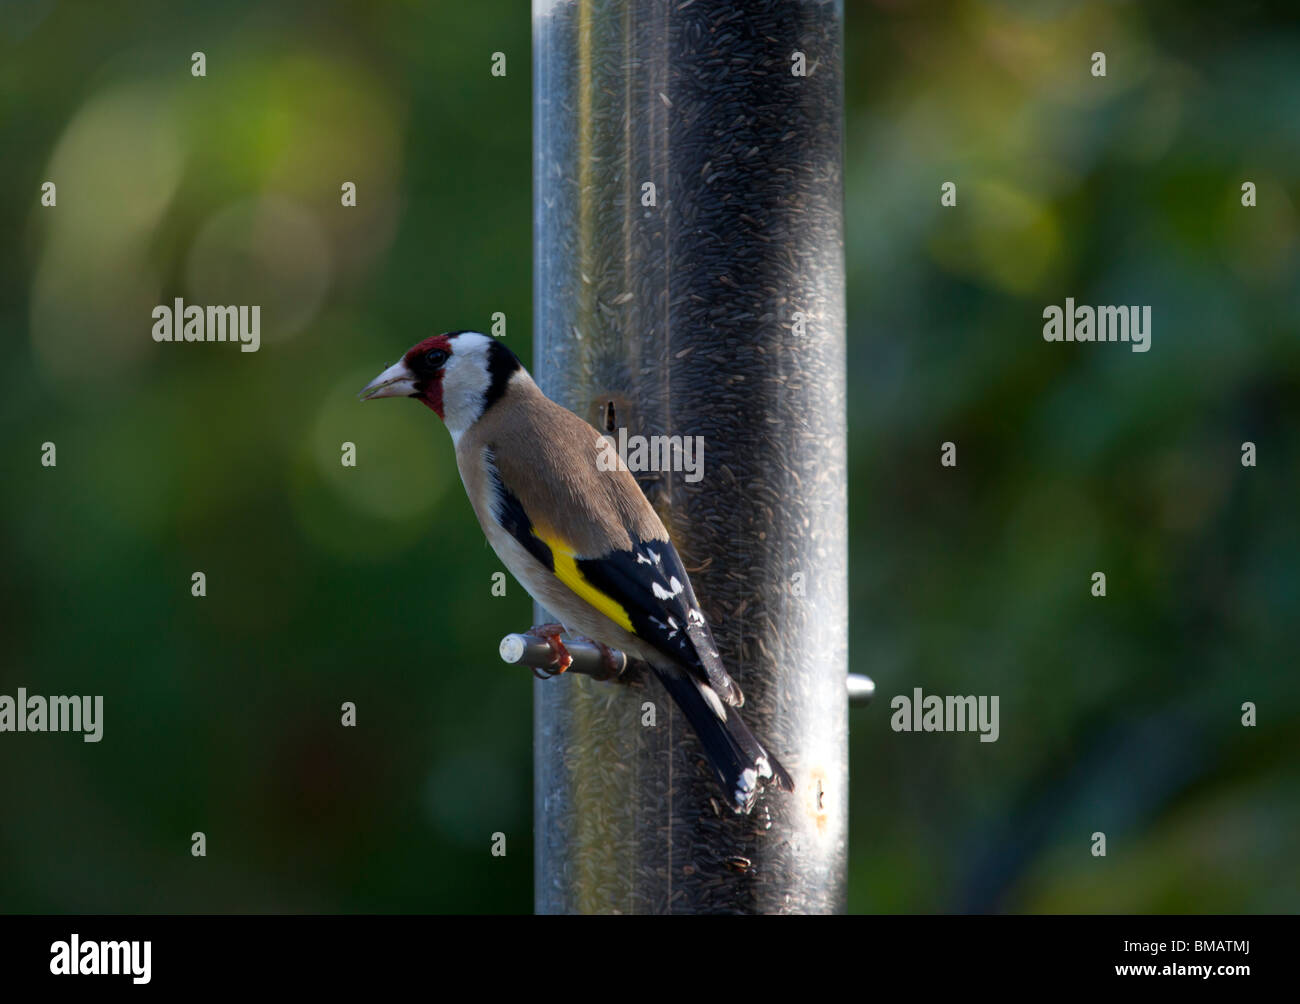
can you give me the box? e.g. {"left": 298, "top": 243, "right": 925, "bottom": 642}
{"left": 359, "top": 359, "right": 417, "bottom": 401}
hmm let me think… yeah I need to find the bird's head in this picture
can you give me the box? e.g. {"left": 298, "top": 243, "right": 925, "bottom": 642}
{"left": 359, "top": 330, "right": 523, "bottom": 440}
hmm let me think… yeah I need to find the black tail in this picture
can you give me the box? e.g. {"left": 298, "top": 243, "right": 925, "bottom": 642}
{"left": 652, "top": 666, "right": 795, "bottom": 813}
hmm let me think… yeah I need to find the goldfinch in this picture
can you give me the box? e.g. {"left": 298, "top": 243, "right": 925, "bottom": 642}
{"left": 360, "top": 331, "right": 794, "bottom": 812}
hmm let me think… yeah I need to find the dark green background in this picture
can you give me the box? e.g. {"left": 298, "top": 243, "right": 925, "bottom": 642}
{"left": 1, "top": 0, "right": 1296, "bottom": 913}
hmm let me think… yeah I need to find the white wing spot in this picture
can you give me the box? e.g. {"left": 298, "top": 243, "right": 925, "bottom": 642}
{"left": 734, "top": 768, "right": 759, "bottom": 809}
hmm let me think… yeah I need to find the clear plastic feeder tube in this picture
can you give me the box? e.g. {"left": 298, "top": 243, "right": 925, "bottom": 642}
{"left": 533, "top": 0, "right": 847, "bottom": 914}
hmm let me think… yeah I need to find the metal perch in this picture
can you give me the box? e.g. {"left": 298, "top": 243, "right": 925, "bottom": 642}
{"left": 499, "top": 629, "right": 637, "bottom": 682}
{"left": 501, "top": 628, "right": 871, "bottom": 702}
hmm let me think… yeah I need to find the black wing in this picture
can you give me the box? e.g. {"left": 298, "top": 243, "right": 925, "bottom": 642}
{"left": 575, "top": 535, "right": 743, "bottom": 707}
{"left": 484, "top": 453, "right": 741, "bottom": 706}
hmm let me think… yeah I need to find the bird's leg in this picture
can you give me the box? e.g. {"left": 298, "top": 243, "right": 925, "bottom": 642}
{"left": 525, "top": 623, "right": 571, "bottom": 678}
{"left": 548, "top": 632, "right": 628, "bottom": 682}
{"left": 517, "top": 625, "right": 641, "bottom": 685}
{"left": 582, "top": 636, "right": 628, "bottom": 682}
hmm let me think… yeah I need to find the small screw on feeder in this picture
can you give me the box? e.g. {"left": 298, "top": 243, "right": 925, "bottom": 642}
{"left": 847, "top": 674, "right": 875, "bottom": 706}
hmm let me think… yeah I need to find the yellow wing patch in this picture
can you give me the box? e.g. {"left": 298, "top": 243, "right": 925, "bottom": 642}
{"left": 536, "top": 531, "right": 635, "bottom": 632}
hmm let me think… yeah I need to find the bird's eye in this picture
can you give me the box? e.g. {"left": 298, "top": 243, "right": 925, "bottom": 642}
{"left": 425, "top": 349, "right": 449, "bottom": 369}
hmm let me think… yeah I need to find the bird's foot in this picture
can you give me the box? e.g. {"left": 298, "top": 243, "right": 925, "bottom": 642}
{"left": 525, "top": 623, "right": 571, "bottom": 678}
{"left": 519, "top": 625, "right": 640, "bottom": 685}
{"left": 553, "top": 634, "right": 625, "bottom": 681}
{"left": 586, "top": 637, "right": 627, "bottom": 681}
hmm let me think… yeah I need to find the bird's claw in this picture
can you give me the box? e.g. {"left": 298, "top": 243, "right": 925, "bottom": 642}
{"left": 526, "top": 623, "right": 571, "bottom": 678}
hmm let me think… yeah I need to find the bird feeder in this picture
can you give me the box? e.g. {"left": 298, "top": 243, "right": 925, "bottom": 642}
{"left": 529, "top": 0, "right": 848, "bottom": 913}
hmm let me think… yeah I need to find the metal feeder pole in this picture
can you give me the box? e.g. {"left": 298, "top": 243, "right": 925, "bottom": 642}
{"left": 531, "top": 0, "right": 847, "bottom": 913}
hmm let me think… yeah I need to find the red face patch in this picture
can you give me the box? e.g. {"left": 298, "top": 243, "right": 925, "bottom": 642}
{"left": 405, "top": 334, "right": 453, "bottom": 361}
{"left": 402, "top": 334, "right": 454, "bottom": 418}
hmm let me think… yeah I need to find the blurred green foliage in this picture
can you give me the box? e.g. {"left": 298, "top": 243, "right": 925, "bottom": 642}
{"left": 844, "top": 0, "right": 1299, "bottom": 912}
{"left": 0, "top": 0, "right": 1296, "bottom": 913}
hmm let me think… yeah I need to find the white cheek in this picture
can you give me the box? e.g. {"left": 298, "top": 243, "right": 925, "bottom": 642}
{"left": 440, "top": 351, "right": 491, "bottom": 437}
